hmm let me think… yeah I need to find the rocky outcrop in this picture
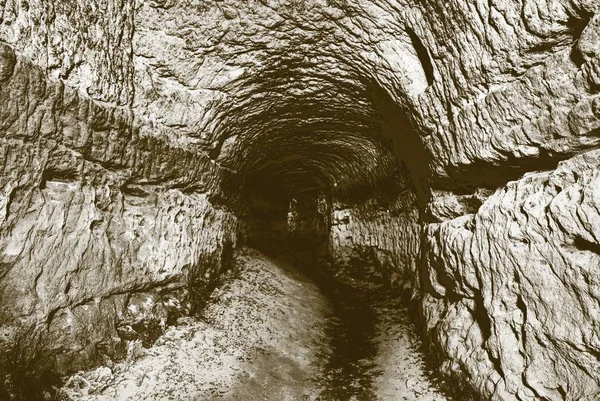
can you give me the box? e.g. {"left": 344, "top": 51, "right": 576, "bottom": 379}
{"left": 421, "top": 150, "right": 600, "bottom": 400}
{"left": 0, "top": 41, "right": 237, "bottom": 376}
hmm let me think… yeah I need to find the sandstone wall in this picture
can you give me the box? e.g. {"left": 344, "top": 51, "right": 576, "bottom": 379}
{"left": 420, "top": 151, "right": 600, "bottom": 400}
{"left": 0, "top": 41, "right": 237, "bottom": 373}
{"left": 405, "top": 1, "right": 600, "bottom": 399}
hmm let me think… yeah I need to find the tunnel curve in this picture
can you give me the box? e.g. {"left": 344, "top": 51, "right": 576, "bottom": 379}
{"left": 202, "top": 21, "right": 430, "bottom": 213}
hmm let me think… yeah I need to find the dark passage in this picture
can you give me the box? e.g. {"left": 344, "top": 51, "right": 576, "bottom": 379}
{"left": 244, "top": 192, "right": 386, "bottom": 400}
{"left": 293, "top": 249, "right": 379, "bottom": 401}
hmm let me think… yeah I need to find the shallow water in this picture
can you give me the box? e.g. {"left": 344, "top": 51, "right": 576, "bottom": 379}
{"left": 292, "top": 251, "right": 381, "bottom": 401}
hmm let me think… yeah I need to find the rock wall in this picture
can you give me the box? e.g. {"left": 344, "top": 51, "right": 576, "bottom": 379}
{"left": 420, "top": 151, "right": 600, "bottom": 400}
{"left": 329, "top": 183, "right": 421, "bottom": 289}
{"left": 323, "top": 0, "right": 600, "bottom": 398}
{"left": 0, "top": 41, "right": 238, "bottom": 374}
{"left": 404, "top": 1, "right": 600, "bottom": 400}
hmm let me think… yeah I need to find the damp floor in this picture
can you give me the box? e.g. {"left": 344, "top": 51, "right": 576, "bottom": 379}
{"left": 61, "top": 247, "right": 450, "bottom": 401}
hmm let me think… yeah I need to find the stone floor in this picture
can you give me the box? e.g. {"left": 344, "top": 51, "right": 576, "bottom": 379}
{"left": 61, "top": 247, "right": 449, "bottom": 401}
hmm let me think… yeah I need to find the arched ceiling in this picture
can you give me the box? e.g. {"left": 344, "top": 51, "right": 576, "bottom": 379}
{"left": 127, "top": 0, "right": 429, "bottom": 209}
{"left": 214, "top": 59, "right": 402, "bottom": 202}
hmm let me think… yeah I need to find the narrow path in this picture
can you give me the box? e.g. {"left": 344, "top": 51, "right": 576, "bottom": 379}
{"left": 292, "top": 249, "right": 449, "bottom": 401}
{"left": 291, "top": 251, "right": 379, "bottom": 400}
{"left": 60, "top": 247, "right": 449, "bottom": 401}
{"left": 317, "top": 278, "right": 378, "bottom": 401}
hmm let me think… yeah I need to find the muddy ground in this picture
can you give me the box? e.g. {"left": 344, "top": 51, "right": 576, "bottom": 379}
{"left": 60, "top": 247, "right": 450, "bottom": 401}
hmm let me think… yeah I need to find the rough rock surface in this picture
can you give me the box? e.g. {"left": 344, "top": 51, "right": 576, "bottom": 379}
{"left": 329, "top": 175, "right": 421, "bottom": 289}
{"left": 2, "top": 0, "right": 600, "bottom": 399}
{"left": 0, "top": 38, "right": 238, "bottom": 373}
{"left": 422, "top": 150, "right": 600, "bottom": 400}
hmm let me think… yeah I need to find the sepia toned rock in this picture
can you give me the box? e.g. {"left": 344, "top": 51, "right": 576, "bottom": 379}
{"left": 1, "top": 0, "right": 600, "bottom": 400}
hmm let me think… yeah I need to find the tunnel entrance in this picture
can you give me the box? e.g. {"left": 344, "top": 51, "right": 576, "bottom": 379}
{"left": 216, "top": 44, "right": 441, "bottom": 397}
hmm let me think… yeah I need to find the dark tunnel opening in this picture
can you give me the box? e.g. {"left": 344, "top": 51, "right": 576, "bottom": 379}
{"left": 196, "top": 29, "right": 440, "bottom": 396}
{"left": 217, "top": 55, "right": 428, "bottom": 264}
{"left": 215, "top": 65, "right": 433, "bottom": 398}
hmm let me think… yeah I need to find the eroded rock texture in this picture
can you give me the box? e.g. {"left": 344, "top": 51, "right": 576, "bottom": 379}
{"left": 423, "top": 151, "right": 600, "bottom": 400}
{"left": 2, "top": 0, "right": 600, "bottom": 399}
{"left": 0, "top": 36, "right": 237, "bottom": 375}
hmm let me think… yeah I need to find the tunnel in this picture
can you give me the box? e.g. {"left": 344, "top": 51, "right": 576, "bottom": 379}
{"left": 204, "top": 47, "right": 434, "bottom": 400}
{"left": 2, "top": 0, "right": 600, "bottom": 400}
{"left": 210, "top": 34, "right": 429, "bottom": 260}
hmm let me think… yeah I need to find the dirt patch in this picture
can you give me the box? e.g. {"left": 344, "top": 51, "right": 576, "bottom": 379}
{"left": 60, "top": 247, "right": 330, "bottom": 401}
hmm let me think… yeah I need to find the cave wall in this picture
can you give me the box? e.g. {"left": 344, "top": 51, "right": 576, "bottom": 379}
{"left": 329, "top": 168, "right": 421, "bottom": 288}
{"left": 406, "top": 1, "right": 600, "bottom": 399}
{"left": 0, "top": 40, "right": 238, "bottom": 373}
{"left": 326, "top": 0, "right": 600, "bottom": 399}
{"left": 2, "top": 0, "right": 600, "bottom": 399}
{"left": 330, "top": 201, "right": 420, "bottom": 287}
{"left": 421, "top": 150, "right": 600, "bottom": 400}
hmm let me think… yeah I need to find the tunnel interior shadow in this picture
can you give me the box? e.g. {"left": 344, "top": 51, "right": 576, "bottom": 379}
{"left": 239, "top": 192, "right": 386, "bottom": 401}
